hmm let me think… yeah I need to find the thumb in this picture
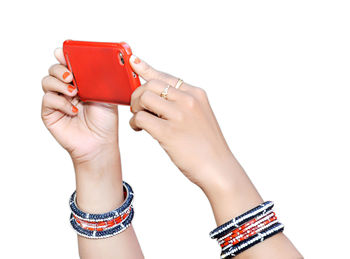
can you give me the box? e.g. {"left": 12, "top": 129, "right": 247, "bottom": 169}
{"left": 129, "top": 55, "right": 177, "bottom": 86}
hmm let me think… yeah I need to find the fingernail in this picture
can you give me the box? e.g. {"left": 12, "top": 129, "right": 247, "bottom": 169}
{"left": 63, "top": 71, "right": 70, "bottom": 80}
{"left": 72, "top": 105, "right": 78, "bottom": 113}
{"left": 130, "top": 55, "right": 141, "bottom": 64}
{"left": 68, "top": 84, "right": 76, "bottom": 93}
{"left": 130, "top": 106, "right": 133, "bottom": 112}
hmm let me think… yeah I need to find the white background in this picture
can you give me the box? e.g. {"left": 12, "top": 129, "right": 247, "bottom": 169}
{"left": 0, "top": 0, "right": 349, "bottom": 258}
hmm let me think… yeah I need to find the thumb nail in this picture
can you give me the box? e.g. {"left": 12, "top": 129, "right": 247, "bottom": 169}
{"left": 130, "top": 55, "right": 141, "bottom": 64}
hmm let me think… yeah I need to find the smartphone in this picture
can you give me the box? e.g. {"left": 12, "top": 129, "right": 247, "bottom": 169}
{"left": 63, "top": 40, "right": 141, "bottom": 105}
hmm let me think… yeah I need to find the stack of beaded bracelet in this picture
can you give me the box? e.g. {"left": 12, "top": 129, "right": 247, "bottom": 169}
{"left": 69, "top": 181, "right": 134, "bottom": 239}
{"left": 209, "top": 201, "right": 284, "bottom": 258}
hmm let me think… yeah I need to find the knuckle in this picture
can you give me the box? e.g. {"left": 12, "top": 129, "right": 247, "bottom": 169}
{"left": 139, "top": 90, "right": 151, "bottom": 105}
{"left": 193, "top": 87, "right": 208, "bottom": 100}
{"left": 185, "top": 94, "right": 197, "bottom": 109}
{"left": 134, "top": 111, "right": 146, "bottom": 126}
{"left": 144, "top": 79, "right": 158, "bottom": 89}
{"left": 41, "top": 76, "right": 50, "bottom": 90}
{"left": 130, "top": 85, "right": 144, "bottom": 102}
{"left": 41, "top": 94, "right": 47, "bottom": 105}
{"left": 41, "top": 75, "right": 50, "bottom": 85}
{"left": 143, "top": 63, "right": 154, "bottom": 77}
{"left": 48, "top": 64, "right": 58, "bottom": 74}
{"left": 174, "top": 110, "right": 185, "bottom": 122}
{"left": 42, "top": 92, "right": 52, "bottom": 104}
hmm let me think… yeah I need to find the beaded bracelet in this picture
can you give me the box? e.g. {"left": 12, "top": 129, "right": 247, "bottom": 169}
{"left": 210, "top": 201, "right": 274, "bottom": 239}
{"left": 70, "top": 181, "right": 134, "bottom": 222}
{"left": 209, "top": 201, "right": 284, "bottom": 258}
{"left": 69, "top": 181, "right": 135, "bottom": 239}
{"left": 221, "top": 215, "right": 278, "bottom": 251}
{"left": 217, "top": 211, "right": 274, "bottom": 244}
{"left": 219, "top": 211, "right": 276, "bottom": 247}
{"left": 220, "top": 222, "right": 284, "bottom": 259}
{"left": 70, "top": 207, "right": 134, "bottom": 239}
{"left": 73, "top": 205, "right": 132, "bottom": 232}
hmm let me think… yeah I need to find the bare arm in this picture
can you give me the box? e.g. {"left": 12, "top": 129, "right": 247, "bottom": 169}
{"left": 41, "top": 49, "right": 144, "bottom": 259}
{"left": 74, "top": 149, "right": 143, "bottom": 259}
{"left": 201, "top": 156, "right": 302, "bottom": 259}
{"left": 128, "top": 55, "right": 302, "bottom": 259}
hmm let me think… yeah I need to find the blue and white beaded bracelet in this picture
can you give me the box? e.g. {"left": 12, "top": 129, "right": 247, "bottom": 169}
{"left": 70, "top": 207, "right": 135, "bottom": 239}
{"left": 69, "top": 181, "right": 134, "bottom": 222}
{"left": 209, "top": 201, "right": 274, "bottom": 239}
{"left": 69, "top": 181, "right": 135, "bottom": 239}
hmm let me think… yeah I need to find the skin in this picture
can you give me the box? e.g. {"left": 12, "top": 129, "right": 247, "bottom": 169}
{"left": 41, "top": 48, "right": 303, "bottom": 259}
{"left": 41, "top": 49, "right": 143, "bottom": 259}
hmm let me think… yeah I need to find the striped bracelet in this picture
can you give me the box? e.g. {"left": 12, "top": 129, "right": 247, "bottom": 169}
{"left": 209, "top": 201, "right": 284, "bottom": 258}
{"left": 209, "top": 201, "right": 274, "bottom": 239}
{"left": 69, "top": 181, "right": 134, "bottom": 239}
{"left": 219, "top": 212, "right": 276, "bottom": 247}
{"left": 220, "top": 222, "right": 284, "bottom": 258}
{"left": 221, "top": 215, "right": 278, "bottom": 251}
{"left": 217, "top": 211, "right": 275, "bottom": 244}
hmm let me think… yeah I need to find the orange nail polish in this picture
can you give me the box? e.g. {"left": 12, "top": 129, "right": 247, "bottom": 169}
{"left": 63, "top": 71, "right": 70, "bottom": 80}
{"left": 130, "top": 106, "right": 133, "bottom": 112}
{"left": 72, "top": 106, "right": 78, "bottom": 113}
{"left": 134, "top": 57, "right": 141, "bottom": 64}
{"left": 68, "top": 85, "right": 76, "bottom": 93}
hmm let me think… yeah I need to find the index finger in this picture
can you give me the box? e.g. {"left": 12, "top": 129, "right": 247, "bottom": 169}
{"left": 54, "top": 48, "right": 67, "bottom": 66}
{"left": 129, "top": 55, "right": 191, "bottom": 92}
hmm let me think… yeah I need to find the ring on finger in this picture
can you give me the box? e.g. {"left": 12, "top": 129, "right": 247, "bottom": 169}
{"left": 174, "top": 78, "right": 184, "bottom": 89}
{"left": 160, "top": 85, "right": 171, "bottom": 100}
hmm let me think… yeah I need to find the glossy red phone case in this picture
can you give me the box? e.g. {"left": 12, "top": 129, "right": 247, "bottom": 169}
{"left": 63, "top": 40, "right": 141, "bottom": 105}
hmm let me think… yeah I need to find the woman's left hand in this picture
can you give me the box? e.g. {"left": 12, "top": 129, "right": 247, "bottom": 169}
{"left": 129, "top": 56, "right": 237, "bottom": 191}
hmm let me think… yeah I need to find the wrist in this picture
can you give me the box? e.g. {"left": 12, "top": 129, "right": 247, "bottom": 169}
{"left": 72, "top": 146, "right": 124, "bottom": 214}
{"left": 198, "top": 155, "right": 263, "bottom": 226}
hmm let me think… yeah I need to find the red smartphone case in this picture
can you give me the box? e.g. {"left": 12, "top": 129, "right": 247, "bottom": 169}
{"left": 63, "top": 40, "right": 141, "bottom": 105}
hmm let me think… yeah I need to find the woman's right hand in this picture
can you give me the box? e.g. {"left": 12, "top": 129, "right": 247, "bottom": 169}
{"left": 129, "top": 56, "right": 303, "bottom": 259}
{"left": 129, "top": 56, "right": 239, "bottom": 192}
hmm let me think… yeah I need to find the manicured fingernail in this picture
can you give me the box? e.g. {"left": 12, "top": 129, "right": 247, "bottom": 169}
{"left": 63, "top": 71, "right": 70, "bottom": 80}
{"left": 130, "top": 55, "right": 141, "bottom": 64}
{"left": 72, "top": 105, "right": 78, "bottom": 113}
{"left": 68, "top": 84, "right": 76, "bottom": 93}
{"left": 130, "top": 106, "right": 133, "bottom": 112}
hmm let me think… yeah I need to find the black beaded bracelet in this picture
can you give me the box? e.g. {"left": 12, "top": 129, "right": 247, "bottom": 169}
{"left": 220, "top": 222, "right": 284, "bottom": 258}
{"left": 209, "top": 201, "right": 274, "bottom": 239}
{"left": 69, "top": 181, "right": 134, "bottom": 222}
{"left": 209, "top": 201, "right": 284, "bottom": 258}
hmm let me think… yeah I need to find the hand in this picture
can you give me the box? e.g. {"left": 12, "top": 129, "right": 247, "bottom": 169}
{"left": 129, "top": 55, "right": 236, "bottom": 190}
{"left": 129, "top": 56, "right": 302, "bottom": 259}
{"left": 41, "top": 48, "right": 120, "bottom": 167}
{"left": 41, "top": 49, "right": 144, "bottom": 259}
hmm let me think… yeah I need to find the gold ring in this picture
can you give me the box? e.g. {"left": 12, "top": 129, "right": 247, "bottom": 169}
{"left": 174, "top": 78, "right": 184, "bottom": 89}
{"left": 160, "top": 85, "right": 171, "bottom": 100}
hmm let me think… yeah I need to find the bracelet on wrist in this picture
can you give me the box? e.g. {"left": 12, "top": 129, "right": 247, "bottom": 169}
{"left": 69, "top": 181, "right": 134, "bottom": 239}
{"left": 209, "top": 201, "right": 284, "bottom": 258}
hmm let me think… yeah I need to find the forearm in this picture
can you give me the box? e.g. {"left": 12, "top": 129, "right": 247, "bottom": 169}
{"left": 200, "top": 154, "right": 303, "bottom": 259}
{"left": 73, "top": 147, "right": 144, "bottom": 259}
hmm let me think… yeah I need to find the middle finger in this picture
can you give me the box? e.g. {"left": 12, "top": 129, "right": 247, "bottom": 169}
{"left": 131, "top": 89, "right": 179, "bottom": 119}
{"left": 42, "top": 75, "right": 78, "bottom": 96}
{"left": 131, "top": 79, "right": 189, "bottom": 105}
{"left": 48, "top": 63, "right": 73, "bottom": 83}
